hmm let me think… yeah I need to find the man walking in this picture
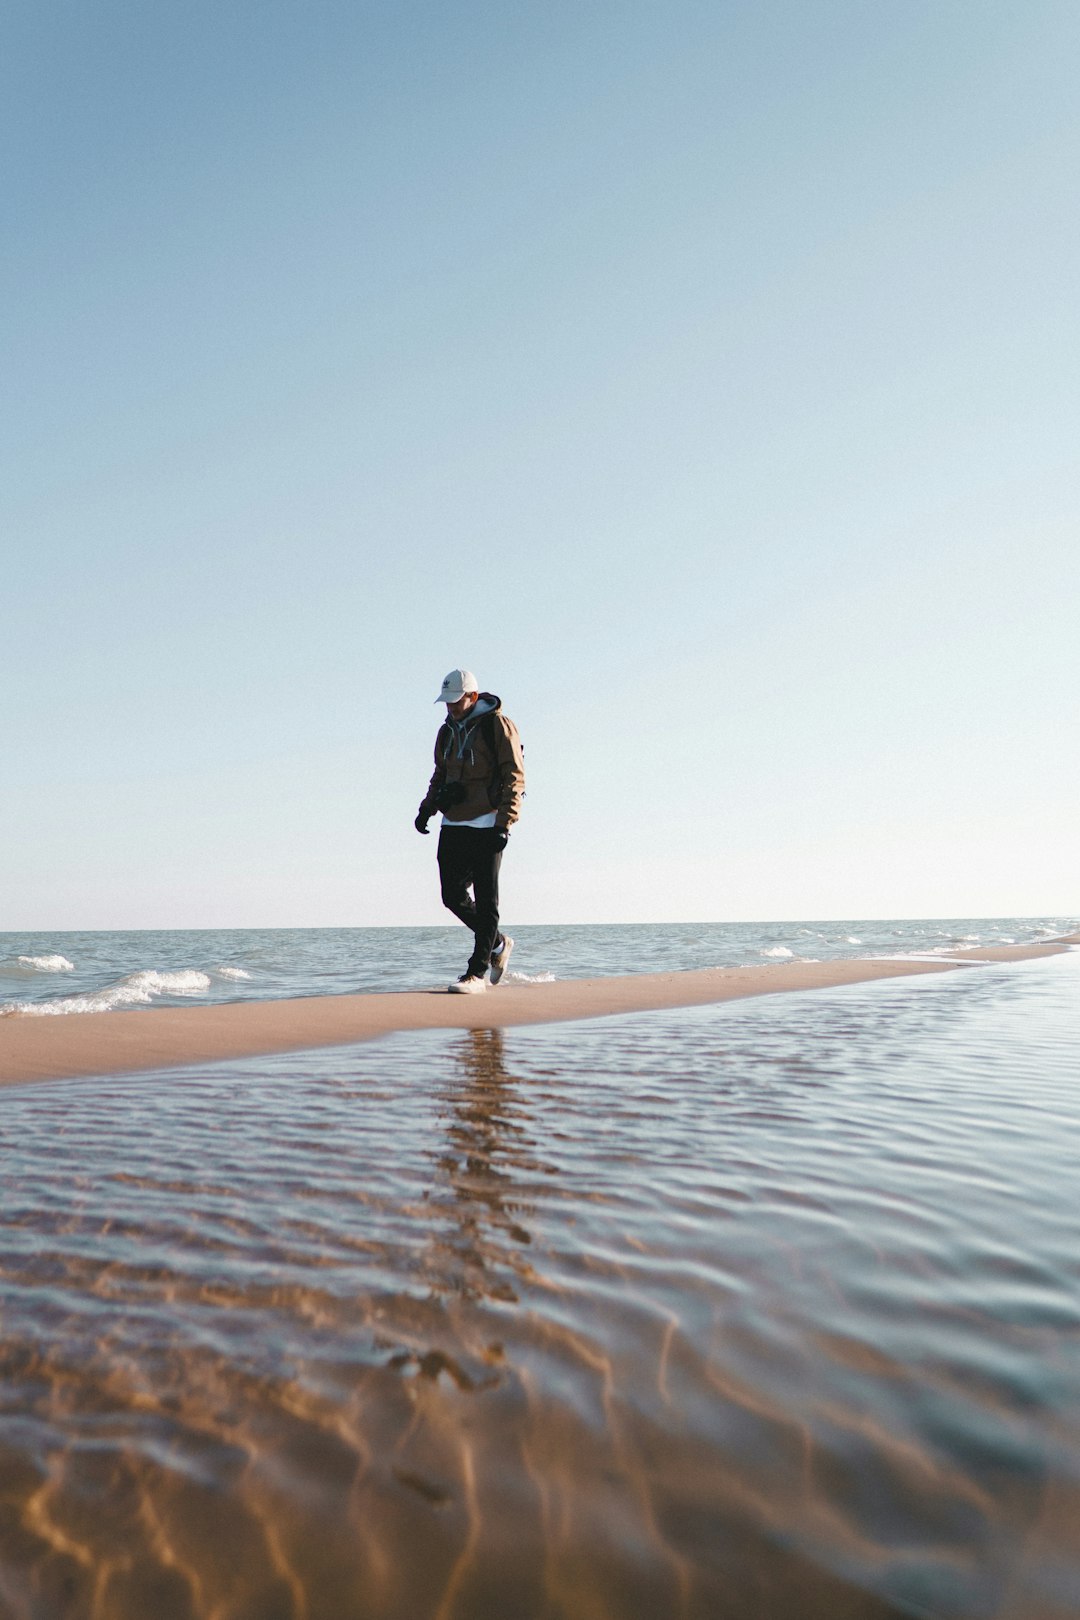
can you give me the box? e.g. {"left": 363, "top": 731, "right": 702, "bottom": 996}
{"left": 415, "top": 670, "right": 526, "bottom": 993}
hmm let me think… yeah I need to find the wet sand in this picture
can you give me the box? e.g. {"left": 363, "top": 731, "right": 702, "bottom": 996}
{"left": 0, "top": 941, "right": 1070, "bottom": 1086}
{"left": 2, "top": 952, "right": 1080, "bottom": 1619}
{"left": 0, "top": 939, "right": 1077, "bottom": 1618}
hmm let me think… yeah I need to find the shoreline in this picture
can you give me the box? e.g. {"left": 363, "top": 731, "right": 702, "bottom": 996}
{"left": 0, "top": 939, "right": 1072, "bottom": 1088}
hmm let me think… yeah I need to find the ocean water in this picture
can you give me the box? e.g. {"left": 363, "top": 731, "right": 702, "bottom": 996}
{"left": 0, "top": 928, "right": 1078, "bottom": 1617}
{"left": 0, "top": 915, "right": 1074, "bottom": 1015}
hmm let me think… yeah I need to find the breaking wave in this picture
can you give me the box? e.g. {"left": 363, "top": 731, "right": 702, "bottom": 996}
{"left": 0, "top": 954, "right": 75, "bottom": 976}
{"left": 2, "top": 970, "right": 211, "bottom": 1018}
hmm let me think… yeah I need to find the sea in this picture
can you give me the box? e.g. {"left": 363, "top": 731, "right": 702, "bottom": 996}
{"left": 0, "top": 915, "right": 1073, "bottom": 1015}
{"left": 0, "top": 917, "right": 1078, "bottom": 1619}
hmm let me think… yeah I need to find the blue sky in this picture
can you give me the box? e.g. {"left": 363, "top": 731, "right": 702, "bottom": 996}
{"left": 4, "top": 1, "right": 1078, "bottom": 928}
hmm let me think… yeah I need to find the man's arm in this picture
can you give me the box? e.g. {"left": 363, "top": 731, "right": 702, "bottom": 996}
{"left": 415, "top": 730, "right": 448, "bottom": 832}
{"left": 493, "top": 715, "right": 525, "bottom": 829}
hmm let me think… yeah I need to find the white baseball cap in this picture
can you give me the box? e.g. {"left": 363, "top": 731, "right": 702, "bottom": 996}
{"left": 435, "top": 668, "right": 479, "bottom": 703}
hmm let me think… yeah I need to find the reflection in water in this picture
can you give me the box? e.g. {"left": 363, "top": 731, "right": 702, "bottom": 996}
{"left": 424, "top": 1028, "right": 545, "bottom": 1303}
{"left": 0, "top": 961, "right": 1078, "bottom": 1615}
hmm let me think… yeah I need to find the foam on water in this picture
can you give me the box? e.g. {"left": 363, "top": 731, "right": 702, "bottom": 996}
{"left": 0, "top": 954, "right": 75, "bottom": 976}
{"left": 760, "top": 945, "right": 794, "bottom": 957}
{"left": 2, "top": 969, "right": 211, "bottom": 1017}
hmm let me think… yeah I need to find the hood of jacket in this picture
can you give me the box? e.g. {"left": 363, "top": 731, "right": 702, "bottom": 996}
{"left": 444, "top": 692, "right": 500, "bottom": 759}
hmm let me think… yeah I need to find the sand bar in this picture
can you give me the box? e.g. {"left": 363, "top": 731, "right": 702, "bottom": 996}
{"left": 0, "top": 941, "right": 1070, "bottom": 1087}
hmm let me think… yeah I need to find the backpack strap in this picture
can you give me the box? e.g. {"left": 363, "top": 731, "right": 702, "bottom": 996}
{"left": 481, "top": 710, "right": 501, "bottom": 804}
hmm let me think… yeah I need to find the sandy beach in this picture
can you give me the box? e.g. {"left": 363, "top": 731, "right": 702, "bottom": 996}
{"left": 0, "top": 939, "right": 1070, "bottom": 1086}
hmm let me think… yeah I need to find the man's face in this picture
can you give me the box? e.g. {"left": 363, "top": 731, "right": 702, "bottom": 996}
{"left": 447, "top": 691, "right": 479, "bottom": 720}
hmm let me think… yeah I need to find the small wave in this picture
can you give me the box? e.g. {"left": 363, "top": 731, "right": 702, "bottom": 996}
{"left": 1, "top": 954, "right": 76, "bottom": 978}
{"left": 866, "top": 950, "right": 977, "bottom": 963}
{"left": 760, "top": 947, "right": 794, "bottom": 959}
{"left": 845, "top": 937, "right": 863, "bottom": 946}
{"left": 2, "top": 969, "right": 212, "bottom": 1018}
{"left": 503, "top": 971, "right": 556, "bottom": 984}
{"left": 216, "top": 966, "right": 252, "bottom": 980}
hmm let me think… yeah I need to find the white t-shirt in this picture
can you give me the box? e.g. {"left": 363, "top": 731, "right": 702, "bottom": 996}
{"left": 441, "top": 810, "right": 497, "bottom": 829}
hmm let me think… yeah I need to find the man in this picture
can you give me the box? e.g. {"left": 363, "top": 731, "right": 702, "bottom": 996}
{"left": 415, "top": 669, "right": 525, "bottom": 993}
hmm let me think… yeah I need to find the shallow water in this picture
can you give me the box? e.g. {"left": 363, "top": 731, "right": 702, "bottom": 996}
{"left": 0, "top": 950, "right": 1078, "bottom": 1617}
{"left": 0, "top": 915, "right": 1074, "bottom": 1015}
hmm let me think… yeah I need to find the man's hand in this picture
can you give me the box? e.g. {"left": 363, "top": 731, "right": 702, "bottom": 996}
{"left": 415, "top": 812, "right": 431, "bottom": 835}
{"left": 491, "top": 827, "right": 509, "bottom": 851}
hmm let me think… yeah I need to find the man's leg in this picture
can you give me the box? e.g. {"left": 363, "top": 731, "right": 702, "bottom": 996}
{"left": 437, "top": 827, "right": 478, "bottom": 934}
{"left": 466, "top": 830, "right": 503, "bottom": 978}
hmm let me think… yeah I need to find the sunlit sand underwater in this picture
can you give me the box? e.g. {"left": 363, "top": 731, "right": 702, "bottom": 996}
{"left": 1, "top": 949, "right": 1078, "bottom": 1618}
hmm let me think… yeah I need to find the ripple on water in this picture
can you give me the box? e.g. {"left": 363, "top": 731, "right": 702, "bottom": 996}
{"left": 0, "top": 956, "right": 1078, "bottom": 1617}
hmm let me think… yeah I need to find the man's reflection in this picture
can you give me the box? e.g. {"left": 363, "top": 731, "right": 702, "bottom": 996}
{"left": 424, "top": 1028, "right": 550, "bottom": 1303}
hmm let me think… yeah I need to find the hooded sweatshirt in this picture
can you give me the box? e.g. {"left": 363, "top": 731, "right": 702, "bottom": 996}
{"left": 419, "top": 692, "right": 525, "bottom": 830}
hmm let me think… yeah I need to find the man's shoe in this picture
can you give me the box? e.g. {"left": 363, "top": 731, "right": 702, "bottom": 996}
{"left": 489, "top": 934, "right": 514, "bottom": 986}
{"left": 448, "top": 974, "right": 488, "bottom": 995}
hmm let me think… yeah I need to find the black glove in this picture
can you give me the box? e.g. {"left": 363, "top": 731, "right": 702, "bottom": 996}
{"left": 491, "top": 827, "right": 509, "bottom": 851}
{"left": 415, "top": 811, "right": 431, "bottom": 835}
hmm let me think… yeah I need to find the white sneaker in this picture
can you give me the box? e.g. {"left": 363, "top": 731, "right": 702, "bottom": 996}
{"left": 489, "top": 934, "right": 514, "bottom": 986}
{"left": 448, "top": 974, "right": 488, "bottom": 994}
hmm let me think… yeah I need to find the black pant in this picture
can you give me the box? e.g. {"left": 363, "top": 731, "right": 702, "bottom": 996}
{"left": 437, "top": 825, "right": 503, "bottom": 977}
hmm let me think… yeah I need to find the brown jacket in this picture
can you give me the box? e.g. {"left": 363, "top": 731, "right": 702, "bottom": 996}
{"left": 419, "top": 694, "right": 525, "bottom": 830}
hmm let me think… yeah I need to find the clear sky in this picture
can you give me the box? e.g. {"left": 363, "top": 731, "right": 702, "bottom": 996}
{"left": 4, "top": 1, "right": 1078, "bottom": 930}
